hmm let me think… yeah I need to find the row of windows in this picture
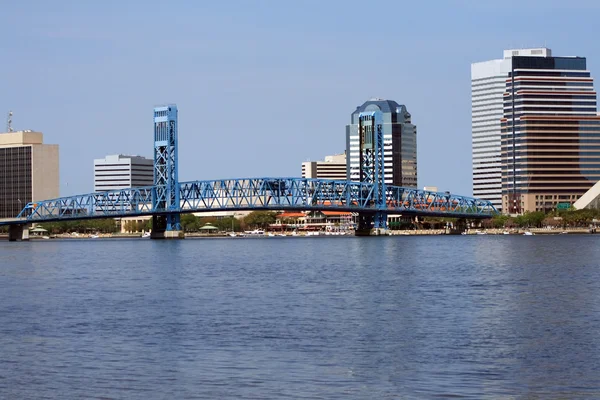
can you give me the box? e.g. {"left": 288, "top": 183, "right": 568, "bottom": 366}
{"left": 507, "top": 101, "right": 597, "bottom": 107}
{"left": 0, "top": 147, "right": 33, "bottom": 219}
{"left": 503, "top": 107, "right": 596, "bottom": 113}
{"left": 508, "top": 81, "right": 594, "bottom": 87}
{"left": 512, "top": 71, "right": 591, "bottom": 78}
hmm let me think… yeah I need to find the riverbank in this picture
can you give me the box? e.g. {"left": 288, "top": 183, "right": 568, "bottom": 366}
{"left": 2, "top": 227, "right": 596, "bottom": 240}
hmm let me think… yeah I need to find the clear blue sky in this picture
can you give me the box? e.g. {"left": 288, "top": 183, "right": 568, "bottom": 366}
{"left": 1, "top": 0, "right": 598, "bottom": 197}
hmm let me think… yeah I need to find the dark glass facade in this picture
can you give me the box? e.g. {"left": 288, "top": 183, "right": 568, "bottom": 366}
{"left": 346, "top": 99, "right": 417, "bottom": 188}
{"left": 0, "top": 146, "right": 32, "bottom": 218}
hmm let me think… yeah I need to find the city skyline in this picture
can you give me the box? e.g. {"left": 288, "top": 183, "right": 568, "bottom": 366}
{"left": 2, "top": 1, "right": 599, "bottom": 197}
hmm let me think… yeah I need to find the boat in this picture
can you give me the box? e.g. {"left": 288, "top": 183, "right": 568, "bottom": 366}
{"left": 503, "top": 231, "right": 510, "bottom": 235}
{"left": 267, "top": 232, "right": 275, "bottom": 237}
{"left": 523, "top": 231, "right": 534, "bottom": 236}
{"left": 142, "top": 232, "right": 151, "bottom": 238}
{"left": 90, "top": 234, "right": 99, "bottom": 239}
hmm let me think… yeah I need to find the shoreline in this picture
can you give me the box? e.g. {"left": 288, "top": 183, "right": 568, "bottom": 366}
{"left": 1, "top": 227, "right": 596, "bottom": 241}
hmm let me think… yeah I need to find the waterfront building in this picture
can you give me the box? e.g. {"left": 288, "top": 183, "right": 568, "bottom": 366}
{"left": 499, "top": 50, "right": 600, "bottom": 213}
{"left": 301, "top": 153, "right": 346, "bottom": 180}
{"left": 346, "top": 99, "right": 417, "bottom": 187}
{"left": 471, "top": 48, "right": 555, "bottom": 211}
{"left": 93, "top": 154, "right": 154, "bottom": 192}
{"left": 0, "top": 130, "right": 59, "bottom": 218}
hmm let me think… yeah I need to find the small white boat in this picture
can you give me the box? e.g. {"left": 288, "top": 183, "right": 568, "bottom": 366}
{"left": 523, "top": 232, "right": 534, "bottom": 236}
{"left": 267, "top": 232, "right": 275, "bottom": 237}
{"left": 503, "top": 231, "right": 510, "bottom": 235}
{"left": 142, "top": 232, "right": 151, "bottom": 238}
{"left": 90, "top": 234, "right": 99, "bottom": 239}
{"left": 229, "top": 233, "right": 237, "bottom": 237}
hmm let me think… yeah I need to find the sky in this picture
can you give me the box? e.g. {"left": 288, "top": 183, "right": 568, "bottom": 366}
{"left": 1, "top": 0, "right": 599, "bottom": 197}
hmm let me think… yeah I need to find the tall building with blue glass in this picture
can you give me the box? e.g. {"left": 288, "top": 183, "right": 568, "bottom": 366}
{"left": 346, "top": 99, "right": 417, "bottom": 188}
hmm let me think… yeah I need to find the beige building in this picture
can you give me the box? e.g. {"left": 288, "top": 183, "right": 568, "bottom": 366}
{"left": 301, "top": 153, "right": 346, "bottom": 180}
{"left": 0, "top": 131, "right": 59, "bottom": 218}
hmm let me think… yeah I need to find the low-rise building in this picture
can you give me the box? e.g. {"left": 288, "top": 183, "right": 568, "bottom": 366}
{"left": 301, "top": 153, "right": 346, "bottom": 180}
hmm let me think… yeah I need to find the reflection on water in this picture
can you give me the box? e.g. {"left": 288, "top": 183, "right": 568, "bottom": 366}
{"left": 1, "top": 236, "right": 600, "bottom": 399}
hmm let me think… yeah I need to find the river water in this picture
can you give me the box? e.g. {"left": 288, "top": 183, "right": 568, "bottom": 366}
{"left": 1, "top": 235, "right": 600, "bottom": 399}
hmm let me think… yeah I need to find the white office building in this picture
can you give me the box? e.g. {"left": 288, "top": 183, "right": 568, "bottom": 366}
{"left": 471, "top": 48, "right": 552, "bottom": 211}
{"left": 301, "top": 153, "right": 347, "bottom": 180}
{"left": 93, "top": 154, "right": 154, "bottom": 192}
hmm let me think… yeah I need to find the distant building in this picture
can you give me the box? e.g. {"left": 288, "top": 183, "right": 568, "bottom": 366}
{"left": 346, "top": 99, "right": 417, "bottom": 187}
{"left": 301, "top": 153, "right": 346, "bottom": 180}
{"left": 93, "top": 154, "right": 154, "bottom": 192}
{"left": 0, "top": 130, "right": 59, "bottom": 218}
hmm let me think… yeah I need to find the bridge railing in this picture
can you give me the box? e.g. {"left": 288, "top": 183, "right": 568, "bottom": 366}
{"left": 384, "top": 186, "right": 498, "bottom": 216}
{"left": 16, "top": 186, "right": 156, "bottom": 221}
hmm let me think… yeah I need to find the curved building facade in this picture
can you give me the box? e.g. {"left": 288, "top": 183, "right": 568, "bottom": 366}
{"left": 345, "top": 99, "right": 417, "bottom": 188}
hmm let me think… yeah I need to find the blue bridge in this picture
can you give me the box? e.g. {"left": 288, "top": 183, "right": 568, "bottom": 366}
{"left": 1, "top": 105, "right": 497, "bottom": 239}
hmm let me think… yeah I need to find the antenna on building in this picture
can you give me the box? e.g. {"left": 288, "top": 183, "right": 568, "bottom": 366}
{"left": 6, "top": 111, "right": 13, "bottom": 132}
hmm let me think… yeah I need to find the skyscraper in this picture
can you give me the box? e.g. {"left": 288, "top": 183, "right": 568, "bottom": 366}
{"left": 501, "top": 50, "right": 600, "bottom": 213}
{"left": 471, "top": 49, "right": 553, "bottom": 211}
{"left": 0, "top": 130, "right": 59, "bottom": 218}
{"left": 346, "top": 99, "right": 417, "bottom": 187}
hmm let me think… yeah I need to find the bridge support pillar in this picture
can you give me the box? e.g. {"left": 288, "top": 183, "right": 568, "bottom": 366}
{"left": 151, "top": 215, "right": 184, "bottom": 239}
{"left": 447, "top": 218, "right": 468, "bottom": 235}
{"left": 354, "top": 213, "right": 389, "bottom": 236}
{"left": 8, "top": 225, "right": 29, "bottom": 242}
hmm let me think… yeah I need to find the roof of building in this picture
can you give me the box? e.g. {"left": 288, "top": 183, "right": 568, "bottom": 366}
{"left": 321, "top": 211, "right": 352, "bottom": 216}
{"left": 278, "top": 212, "right": 305, "bottom": 218}
{"left": 353, "top": 99, "right": 406, "bottom": 115}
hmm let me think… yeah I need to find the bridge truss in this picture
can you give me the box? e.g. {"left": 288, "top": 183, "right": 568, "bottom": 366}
{"left": 9, "top": 177, "right": 497, "bottom": 224}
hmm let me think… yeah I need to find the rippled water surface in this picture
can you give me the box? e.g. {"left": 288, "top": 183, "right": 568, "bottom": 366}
{"left": 2, "top": 235, "right": 600, "bottom": 399}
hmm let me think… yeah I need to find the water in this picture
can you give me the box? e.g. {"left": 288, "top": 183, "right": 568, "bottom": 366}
{"left": 1, "top": 235, "right": 600, "bottom": 399}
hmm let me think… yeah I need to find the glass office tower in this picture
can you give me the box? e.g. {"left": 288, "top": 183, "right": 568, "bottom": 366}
{"left": 346, "top": 99, "right": 417, "bottom": 187}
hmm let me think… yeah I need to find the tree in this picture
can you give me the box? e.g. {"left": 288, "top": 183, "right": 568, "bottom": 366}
{"left": 244, "top": 211, "right": 277, "bottom": 229}
{"left": 180, "top": 214, "right": 198, "bottom": 232}
{"left": 491, "top": 214, "right": 510, "bottom": 229}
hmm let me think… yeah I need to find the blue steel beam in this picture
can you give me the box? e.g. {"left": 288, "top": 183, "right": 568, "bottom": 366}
{"left": 5, "top": 178, "right": 498, "bottom": 225}
{"left": 153, "top": 105, "right": 180, "bottom": 231}
{"left": 357, "top": 111, "right": 387, "bottom": 230}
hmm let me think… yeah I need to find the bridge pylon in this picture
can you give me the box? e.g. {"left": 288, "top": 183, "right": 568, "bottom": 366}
{"left": 151, "top": 105, "right": 183, "bottom": 239}
{"left": 355, "top": 111, "right": 387, "bottom": 236}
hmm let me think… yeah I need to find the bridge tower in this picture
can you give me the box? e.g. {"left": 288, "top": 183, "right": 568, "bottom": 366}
{"left": 151, "top": 105, "right": 182, "bottom": 238}
{"left": 356, "top": 111, "right": 387, "bottom": 235}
